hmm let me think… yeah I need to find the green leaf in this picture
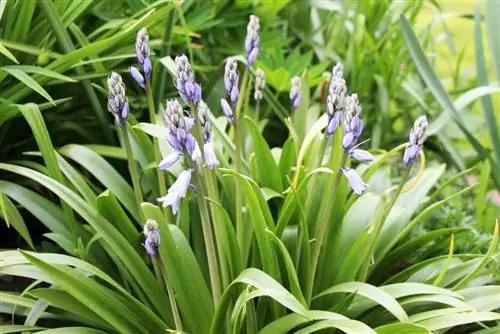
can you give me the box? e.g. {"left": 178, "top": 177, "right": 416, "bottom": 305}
{"left": 0, "top": 193, "right": 34, "bottom": 249}
{"left": 35, "top": 328, "right": 108, "bottom": 334}
{"left": 415, "top": 311, "right": 500, "bottom": 331}
{"left": 375, "top": 323, "right": 429, "bottom": 334}
{"left": 245, "top": 116, "right": 283, "bottom": 191}
{"left": 2, "top": 65, "right": 76, "bottom": 82}
{"left": 316, "top": 282, "right": 410, "bottom": 323}
{"left": 210, "top": 268, "right": 307, "bottom": 334}
{"left": 0, "top": 68, "right": 54, "bottom": 104}
{"left": 0, "top": 325, "right": 45, "bottom": 333}
{"left": 259, "top": 310, "right": 348, "bottom": 334}
{"left": 0, "top": 42, "right": 19, "bottom": 63}
{"left": 21, "top": 252, "right": 153, "bottom": 333}
{"left": 60, "top": 144, "right": 140, "bottom": 222}
{"left": 294, "top": 319, "right": 375, "bottom": 334}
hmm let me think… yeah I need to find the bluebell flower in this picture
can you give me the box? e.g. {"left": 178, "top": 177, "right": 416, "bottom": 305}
{"left": 404, "top": 116, "right": 428, "bottom": 167}
{"left": 254, "top": 68, "right": 266, "bottom": 103}
{"left": 143, "top": 219, "right": 160, "bottom": 257}
{"left": 130, "top": 66, "right": 145, "bottom": 89}
{"left": 326, "top": 63, "right": 347, "bottom": 137}
{"left": 107, "top": 72, "right": 129, "bottom": 126}
{"left": 198, "top": 101, "right": 219, "bottom": 169}
{"left": 174, "top": 55, "right": 201, "bottom": 105}
{"left": 342, "top": 94, "right": 364, "bottom": 149}
{"left": 342, "top": 167, "right": 367, "bottom": 195}
{"left": 290, "top": 76, "right": 302, "bottom": 110}
{"left": 159, "top": 99, "right": 196, "bottom": 169}
{"left": 245, "top": 15, "right": 260, "bottom": 67}
{"left": 349, "top": 148, "right": 374, "bottom": 163}
{"left": 158, "top": 169, "right": 193, "bottom": 215}
{"left": 220, "top": 98, "right": 234, "bottom": 124}
{"left": 136, "top": 28, "right": 152, "bottom": 79}
{"left": 224, "top": 57, "right": 239, "bottom": 105}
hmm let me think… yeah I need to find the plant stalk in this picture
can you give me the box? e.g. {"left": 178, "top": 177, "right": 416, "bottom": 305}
{"left": 234, "top": 69, "right": 250, "bottom": 252}
{"left": 156, "top": 257, "right": 183, "bottom": 331}
{"left": 121, "top": 125, "right": 144, "bottom": 222}
{"left": 309, "top": 149, "right": 348, "bottom": 298}
{"left": 146, "top": 81, "right": 169, "bottom": 220}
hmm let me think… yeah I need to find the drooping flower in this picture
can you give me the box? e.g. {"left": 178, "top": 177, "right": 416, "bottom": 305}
{"left": 254, "top": 68, "right": 266, "bottom": 103}
{"left": 159, "top": 99, "right": 196, "bottom": 169}
{"left": 326, "top": 63, "right": 347, "bottom": 137}
{"left": 143, "top": 219, "right": 160, "bottom": 257}
{"left": 342, "top": 167, "right": 367, "bottom": 195}
{"left": 349, "top": 148, "right": 374, "bottom": 163}
{"left": 198, "top": 101, "right": 219, "bottom": 168}
{"left": 130, "top": 66, "right": 145, "bottom": 89}
{"left": 245, "top": 15, "right": 260, "bottom": 67}
{"left": 157, "top": 169, "right": 193, "bottom": 215}
{"left": 404, "top": 116, "right": 428, "bottom": 167}
{"left": 290, "top": 76, "right": 302, "bottom": 110}
{"left": 107, "top": 72, "right": 129, "bottom": 126}
{"left": 224, "top": 57, "right": 239, "bottom": 105}
{"left": 220, "top": 98, "right": 234, "bottom": 124}
{"left": 342, "top": 93, "right": 364, "bottom": 149}
{"left": 174, "top": 55, "right": 201, "bottom": 105}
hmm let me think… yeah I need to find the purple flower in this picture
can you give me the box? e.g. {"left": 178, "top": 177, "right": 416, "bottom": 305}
{"left": 245, "top": 15, "right": 260, "bottom": 67}
{"left": 326, "top": 63, "right": 347, "bottom": 137}
{"left": 404, "top": 116, "right": 428, "bottom": 166}
{"left": 220, "top": 98, "right": 234, "bottom": 124}
{"left": 130, "top": 66, "right": 145, "bottom": 89}
{"left": 224, "top": 57, "right": 239, "bottom": 105}
{"left": 162, "top": 99, "right": 196, "bottom": 163}
{"left": 159, "top": 152, "right": 181, "bottom": 169}
{"left": 342, "top": 167, "right": 367, "bottom": 195}
{"left": 342, "top": 94, "right": 363, "bottom": 148}
{"left": 198, "top": 101, "right": 219, "bottom": 169}
{"left": 290, "top": 76, "right": 302, "bottom": 110}
{"left": 254, "top": 68, "right": 266, "bottom": 103}
{"left": 349, "top": 148, "right": 374, "bottom": 163}
{"left": 136, "top": 28, "right": 152, "bottom": 79}
{"left": 158, "top": 169, "right": 193, "bottom": 215}
{"left": 143, "top": 219, "right": 160, "bottom": 257}
{"left": 203, "top": 142, "right": 219, "bottom": 168}
{"left": 175, "top": 55, "right": 201, "bottom": 105}
{"left": 107, "top": 72, "right": 129, "bottom": 126}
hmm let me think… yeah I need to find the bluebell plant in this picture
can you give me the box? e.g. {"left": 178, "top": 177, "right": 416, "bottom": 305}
{"left": 130, "top": 28, "right": 152, "bottom": 89}
{"left": 143, "top": 219, "right": 160, "bottom": 257}
{"left": 254, "top": 68, "right": 266, "bottom": 103}
{"left": 326, "top": 63, "right": 347, "bottom": 137}
{"left": 107, "top": 72, "right": 129, "bottom": 126}
{"left": 245, "top": 15, "right": 260, "bottom": 67}
{"left": 224, "top": 57, "right": 240, "bottom": 105}
{"left": 404, "top": 115, "right": 428, "bottom": 167}
{"left": 174, "top": 54, "right": 201, "bottom": 105}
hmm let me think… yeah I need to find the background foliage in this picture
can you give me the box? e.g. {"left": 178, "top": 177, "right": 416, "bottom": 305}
{"left": 0, "top": 0, "right": 499, "bottom": 333}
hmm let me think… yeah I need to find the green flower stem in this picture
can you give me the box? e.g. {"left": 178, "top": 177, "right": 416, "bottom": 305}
{"left": 146, "top": 81, "right": 169, "bottom": 221}
{"left": 234, "top": 69, "right": 250, "bottom": 252}
{"left": 191, "top": 103, "right": 230, "bottom": 288}
{"left": 156, "top": 257, "right": 183, "bottom": 331}
{"left": 309, "top": 149, "right": 348, "bottom": 301}
{"left": 303, "top": 134, "right": 330, "bottom": 216}
{"left": 154, "top": 9, "right": 176, "bottom": 108}
{"left": 175, "top": 2, "right": 193, "bottom": 65}
{"left": 121, "top": 125, "right": 145, "bottom": 222}
{"left": 358, "top": 167, "right": 410, "bottom": 281}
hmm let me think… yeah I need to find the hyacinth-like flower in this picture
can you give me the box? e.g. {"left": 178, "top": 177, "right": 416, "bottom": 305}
{"left": 107, "top": 72, "right": 129, "bottom": 126}
{"left": 342, "top": 167, "right": 367, "bottom": 195}
{"left": 245, "top": 15, "right": 260, "bottom": 67}
{"left": 290, "top": 76, "right": 302, "bottom": 110}
{"left": 254, "top": 68, "right": 266, "bottom": 103}
{"left": 130, "top": 28, "right": 152, "bottom": 89}
{"left": 224, "top": 57, "right": 239, "bottom": 105}
{"left": 143, "top": 219, "right": 160, "bottom": 257}
{"left": 220, "top": 98, "right": 234, "bottom": 124}
{"left": 326, "top": 63, "right": 347, "bottom": 136}
{"left": 404, "top": 116, "right": 428, "bottom": 167}
{"left": 342, "top": 93, "right": 364, "bottom": 149}
{"left": 158, "top": 169, "right": 193, "bottom": 215}
{"left": 174, "top": 55, "right": 201, "bottom": 105}
{"left": 159, "top": 99, "right": 196, "bottom": 169}
{"left": 198, "top": 101, "right": 219, "bottom": 168}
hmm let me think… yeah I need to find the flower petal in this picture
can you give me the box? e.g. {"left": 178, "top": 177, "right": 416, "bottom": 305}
{"left": 342, "top": 167, "right": 367, "bottom": 195}
{"left": 350, "top": 149, "right": 374, "bottom": 163}
{"left": 130, "top": 66, "right": 145, "bottom": 89}
{"left": 159, "top": 152, "right": 180, "bottom": 169}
